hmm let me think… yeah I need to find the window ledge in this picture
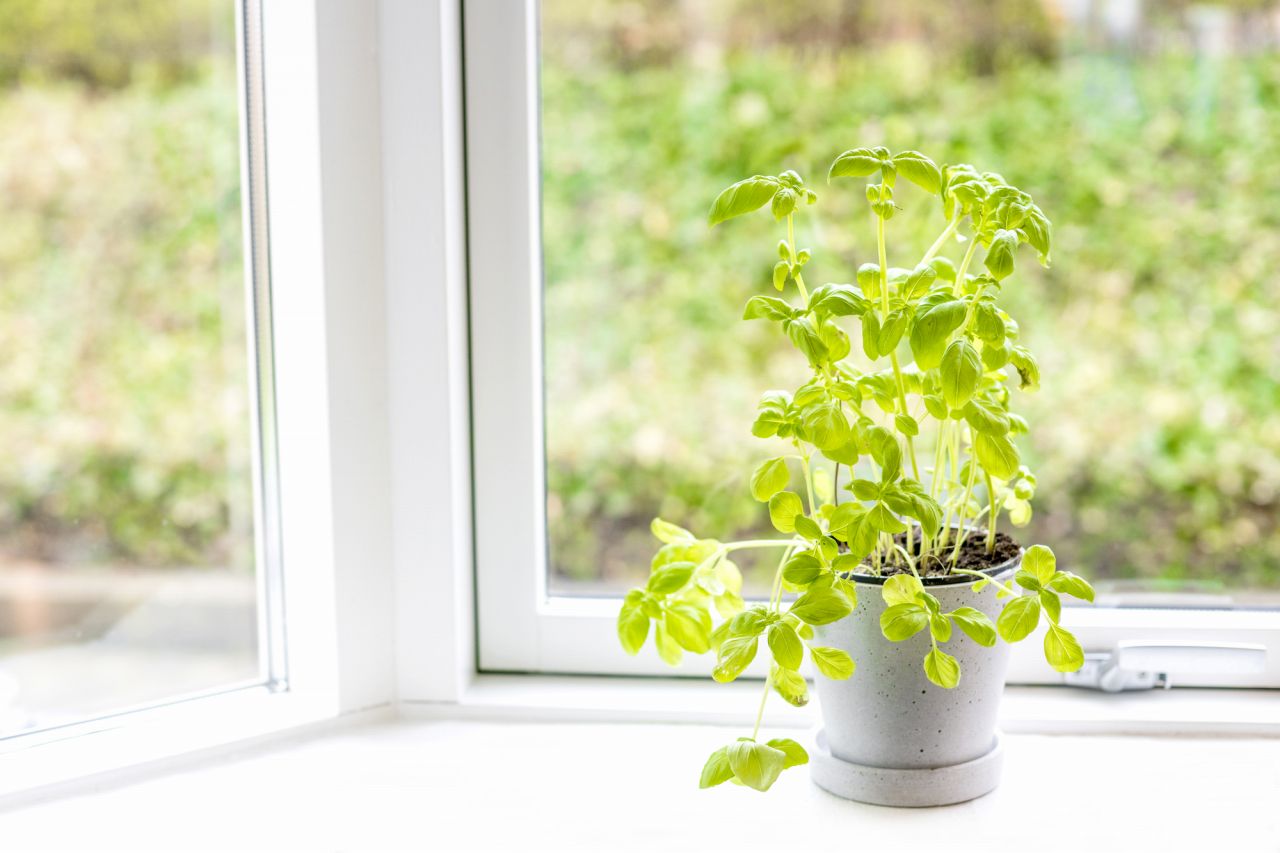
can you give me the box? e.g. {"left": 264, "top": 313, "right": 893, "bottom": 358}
{"left": 2, "top": 717, "right": 1276, "bottom": 850}
{"left": 403, "top": 674, "right": 1280, "bottom": 736}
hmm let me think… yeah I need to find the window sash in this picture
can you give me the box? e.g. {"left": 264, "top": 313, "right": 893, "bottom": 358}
{"left": 464, "top": 0, "right": 1280, "bottom": 687}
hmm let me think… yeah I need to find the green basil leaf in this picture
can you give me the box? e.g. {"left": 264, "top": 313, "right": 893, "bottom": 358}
{"left": 1009, "top": 345, "right": 1041, "bottom": 390}
{"left": 793, "top": 514, "right": 824, "bottom": 541}
{"left": 892, "top": 150, "right": 942, "bottom": 194}
{"left": 1043, "top": 624, "right": 1085, "bottom": 673}
{"left": 974, "top": 431, "right": 1021, "bottom": 480}
{"left": 654, "top": 618, "right": 683, "bottom": 666}
{"left": 1015, "top": 570, "right": 1042, "bottom": 591}
{"left": 829, "top": 147, "right": 885, "bottom": 180}
{"left": 963, "top": 397, "right": 1010, "bottom": 436}
{"left": 948, "top": 606, "right": 997, "bottom": 647}
{"left": 786, "top": 317, "right": 829, "bottom": 366}
{"left": 767, "top": 622, "right": 804, "bottom": 671}
{"left": 923, "top": 647, "right": 961, "bottom": 688}
{"left": 647, "top": 561, "right": 695, "bottom": 595}
{"left": 750, "top": 457, "right": 791, "bottom": 502}
{"left": 699, "top": 746, "right": 735, "bottom": 789}
{"left": 650, "top": 518, "right": 694, "bottom": 544}
{"left": 809, "top": 645, "right": 856, "bottom": 680}
{"left": 771, "top": 663, "right": 809, "bottom": 707}
{"left": 997, "top": 595, "right": 1042, "bottom": 643}
{"left": 929, "top": 612, "right": 953, "bottom": 642}
{"left": 765, "top": 738, "right": 810, "bottom": 769}
{"left": 768, "top": 491, "right": 804, "bottom": 534}
{"left": 1049, "top": 571, "right": 1095, "bottom": 603}
{"left": 1039, "top": 588, "right": 1062, "bottom": 624}
{"left": 727, "top": 739, "right": 787, "bottom": 792}
{"left": 1022, "top": 544, "right": 1057, "bottom": 585}
{"left": 782, "top": 553, "right": 824, "bottom": 587}
{"left": 940, "top": 339, "right": 982, "bottom": 410}
{"left": 712, "top": 634, "right": 758, "bottom": 683}
{"left": 880, "top": 602, "right": 929, "bottom": 641}
{"left": 802, "top": 401, "right": 851, "bottom": 451}
{"left": 908, "top": 298, "right": 966, "bottom": 370}
{"left": 771, "top": 187, "right": 798, "bottom": 220}
{"left": 743, "top": 295, "right": 793, "bottom": 322}
{"left": 882, "top": 573, "right": 924, "bottom": 607}
{"left": 664, "top": 603, "right": 712, "bottom": 654}
{"left": 617, "top": 590, "right": 650, "bottom": 655}
{"left": 984, "top": 228, "right": 1019, "bottom": 280}
{"left": 708, "top": 176, "right": 779, "bottom": 225}
{"left": 789, "top": 586, "right": 853, "bottom": 626}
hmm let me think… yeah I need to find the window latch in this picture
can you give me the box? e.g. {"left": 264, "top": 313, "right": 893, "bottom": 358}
{"left": 1062, "top": 642, "right": 1267, "bottom": 692}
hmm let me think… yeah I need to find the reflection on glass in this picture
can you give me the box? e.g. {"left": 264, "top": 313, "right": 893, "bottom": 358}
{"left": 0, "top": 1, "right": 260, "bottom": 734}
{"left": 540, "top": 0, "right": 1280, "bottom": 605}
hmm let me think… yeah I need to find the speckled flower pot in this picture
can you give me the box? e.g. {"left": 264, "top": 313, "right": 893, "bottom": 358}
{"left": 809, "top": 550, "right": 1021, "bottom": 807}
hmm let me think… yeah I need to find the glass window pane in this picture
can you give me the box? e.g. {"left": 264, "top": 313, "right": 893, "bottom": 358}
{"left": 0, "top": 1, "right": 265, "bottom": 734}
{"left": 540, "top": 0, "right": 1280, "bottom": 606}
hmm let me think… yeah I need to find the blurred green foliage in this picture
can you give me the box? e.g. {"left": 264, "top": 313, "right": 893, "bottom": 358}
{"left": 0, "top": 2, "right": 250, "bottom": 568}
{"left": 541, "top": 2, "right": 1280, "bottom": 590}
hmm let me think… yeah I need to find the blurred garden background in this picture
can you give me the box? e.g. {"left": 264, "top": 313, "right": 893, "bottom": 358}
{"left": 540, "top": 0, "right": 1280, "bottom": 599}
{"left": 0, "top": 0, "right": 257, "bottom": 733}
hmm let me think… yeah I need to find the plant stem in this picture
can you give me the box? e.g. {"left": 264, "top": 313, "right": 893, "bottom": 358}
{"left": 800, "top": 453, "right": 818, "bottom": 516}
{"left": 751, "top": 670, "right": 772, "bottom": 741}
{"left": 984, "top": 471, "right": 998, "bottom": 553}
{"left": 832, "top": 463, "right": 840, "bottom": 506}
{"left": 950, "top": 452, "right": 981, "bottom": 564}
{"left": 921, "top": 218, "right": 960, "bottom": 265}
{"left": 787, "top": 215, "right": 809, "bottom": 306}
{"left": 952, "top": 233, "right": 981, "bottom": 298}
{"left": 875, "top": 196, "right": 921, "bottom": 480}
{"left": 951, "top": 568, "right": 1018, "bottom": 598}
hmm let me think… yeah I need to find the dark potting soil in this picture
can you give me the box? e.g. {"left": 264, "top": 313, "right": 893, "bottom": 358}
{"left": 850, "top": 529, "right": 1021, "bottom": 583}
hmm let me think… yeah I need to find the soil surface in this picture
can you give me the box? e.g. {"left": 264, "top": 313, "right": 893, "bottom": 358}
{"left": 848, "top": 529, "right": 1021, "bottom": 583}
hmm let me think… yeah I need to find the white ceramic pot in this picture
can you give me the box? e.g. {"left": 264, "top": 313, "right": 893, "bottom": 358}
{"left": 809, "top": 549, "right": 1021, "bottom": 806}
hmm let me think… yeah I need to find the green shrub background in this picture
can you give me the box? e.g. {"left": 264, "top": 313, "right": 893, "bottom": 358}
{"left": 1, "top": 0, "right": 1277, "bottom": 594}
{"left": 541, "top": 0, "right": 1280, "bottom": 592}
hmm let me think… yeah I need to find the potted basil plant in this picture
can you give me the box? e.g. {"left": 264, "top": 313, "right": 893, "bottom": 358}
{"left": 616, "top": 147, "right": 1095, "bottom": 805}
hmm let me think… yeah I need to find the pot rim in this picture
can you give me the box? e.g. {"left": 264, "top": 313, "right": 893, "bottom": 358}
{"left": 839, "top": 529, "right": 1023, "bottom": 587}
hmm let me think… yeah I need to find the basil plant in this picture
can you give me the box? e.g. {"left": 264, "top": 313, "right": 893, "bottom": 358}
{"left": 617, "top": 147, "right": 1095, "bottom": 793}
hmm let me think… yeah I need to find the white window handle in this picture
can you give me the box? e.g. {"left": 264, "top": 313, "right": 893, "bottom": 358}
{"left": 1062, "top": 642, "right": 1267, "bottom": 692}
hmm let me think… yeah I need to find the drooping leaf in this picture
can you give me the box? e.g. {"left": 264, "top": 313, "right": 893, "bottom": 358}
{"left": 789, "top": 586, "right": 853, "bottom": 626}
{"left": 708, "top": 176, "right": 779, "bottom": 225}
{"left": 750, "top": 457, "right": 791, "bottom": 502}
{"left": 1049, "top": 571, "right": 1095, "bottom": 603}
{"left": 940, "top": 339, "right": 982, "bottom": 410}
{"left": 617, "top": 590, "right": 650, "bottom": 655}
{"left": 881, "top": 573, "right": 924, "bottom": 607}
{"left": 768, "top": 491, "right": 804, "bottom": 534}
{"left": 809, "top": 645, "right": 856, "bottom": 680}
{"left": 765, "top": 738, "right": 810, "bottom": 769}
{"left": 974, "top": 432, "right": 1021, "bottom": 480}
{"left": 880, "top": 602, "right": 929, "bottom": 641}
{"left": 712, "top": 634, "right": 758, "bottom": 683}
{"left": 664, "top": 603, "right": 712, "bottom": 654}
{"left": 948, "top": 606, "right": 997, "bottom": 647}
{"left": 727, "top": 739, "right": 788, "bottom": 792}
{"left": 1043, "top": 624, "right": 1085, "bottom": 672}
{"left": 996, "top": 595, "right": 1042, "bottom": 643}
{"left": 828, "top": 147, "right": 885, "bottom": 180}
{"left": 767, "top": 622, "right": 804, "bottom": 671}
{"left": 699, "top": 746, "right": 735, "bottom": 789}
{"left": 923, "top": 647, "right": 961, "bottom": 688}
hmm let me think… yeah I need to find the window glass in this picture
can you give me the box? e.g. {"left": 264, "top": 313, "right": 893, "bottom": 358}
{"left": 0, "top": 1, "right": 263, "bottom": 734}
{"left": 540, "top": 0, "right": 1280, "bottom": 606}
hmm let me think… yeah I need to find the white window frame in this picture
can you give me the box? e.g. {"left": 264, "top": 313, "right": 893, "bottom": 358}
{"left": 0, "top": 0, "right": 476, "bottom": 799}
{"left": 466, "top": 0, "right": 1280, "bottom": 688}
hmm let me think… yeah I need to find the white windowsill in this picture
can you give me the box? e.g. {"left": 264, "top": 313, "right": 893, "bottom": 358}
{"left": 2, "top": 717, "right": 1276, "bottom": 851}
